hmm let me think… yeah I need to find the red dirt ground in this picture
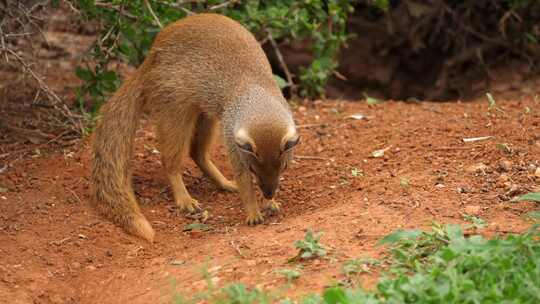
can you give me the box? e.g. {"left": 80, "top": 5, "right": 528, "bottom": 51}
{"left": 1, "top": 95, "right": 540, "bottom": 303}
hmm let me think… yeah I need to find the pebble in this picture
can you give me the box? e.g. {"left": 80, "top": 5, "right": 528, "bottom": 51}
{"left": 466, "top": 163, "right": 487, "bottom": 173}
{"left": 499, "top": 160, "right": 512, "bottom": 172}
{"left": 465, "top": 205, "right": 481, "bottom": 215}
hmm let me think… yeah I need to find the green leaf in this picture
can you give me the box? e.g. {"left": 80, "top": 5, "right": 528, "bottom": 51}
{"left": 377, "top": 229, "right": 422, "bottom": 245}
{"left": 274, "top": 74, "right": 288, "bottom": 89}
{"left": 523, "top": 211, "right": 540, "bottom": 222}
{"left": 182, "top": 223, "right": 213, "bottom": 232}
{"left": 323, "top": 287, "right": 348, "bottom": 304}
{"left": 75, "top": 67, "right": 94, "bottom": 81}
{"left": 517, "top": 192, "right": 540, "bottom": 203}
{"left": 363, "top": 92, "right": 383, "bottom": 105}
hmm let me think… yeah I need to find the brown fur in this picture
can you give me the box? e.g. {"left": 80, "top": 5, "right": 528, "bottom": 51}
{"left": 90, "top": 14, "right": 299, "bottom": 242}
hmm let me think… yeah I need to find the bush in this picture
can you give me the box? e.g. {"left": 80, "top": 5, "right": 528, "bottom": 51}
{"left": 74, "top": 0, "right": 354, "bottom": 112}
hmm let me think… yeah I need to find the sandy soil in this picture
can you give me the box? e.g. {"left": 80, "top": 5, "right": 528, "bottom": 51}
{"left": 1, "top": 95, "right": 539, "bottom": 304}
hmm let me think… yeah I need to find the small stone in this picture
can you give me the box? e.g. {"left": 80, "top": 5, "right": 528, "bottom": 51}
{"left": 527, "top": 164, "right": 537, "bottom": 172}
{"left": 499, "top": 160, "right": 512, "bottom": 172}
{"left": 464, "top": 205, "right": 481, "bottom": 215}
{"left": 435, "top": 183, "right": 445, "bottom": 189}
{"left": 105, "top": 250, "right": 113, "bottom": 257}
{"left": 535, "top": 168, "right": 540, "bottom": 178}
{"left": 71, "top": 262, "right": 81, "bottom": 270}
{"left": 497, "top": 174, "right": 509, "bottom": 183}
{"left": 505, "top": 184, "right": 521, "bottom": 196}
{"left": 298, "top": 106, "right": 307, "bottom": 113}
{"left": 85, "top": 265, "right": 96, "bottom": 271}
{"left": 246, "top": 260, "right": 257, "bottom": 267}
{"left": 466, "top": 163, "right": 488, "bottom": 173}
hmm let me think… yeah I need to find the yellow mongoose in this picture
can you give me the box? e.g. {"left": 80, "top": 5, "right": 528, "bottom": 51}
{"left": 91, "top": 14, "right": 299, "bottom": 242}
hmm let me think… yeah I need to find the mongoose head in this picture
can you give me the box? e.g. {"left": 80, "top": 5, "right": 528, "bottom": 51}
{"left": 234, "top": 124, "right": 299, "bottom": 199}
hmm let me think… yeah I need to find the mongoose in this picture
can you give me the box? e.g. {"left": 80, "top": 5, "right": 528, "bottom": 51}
{"left": 91, "top": 14, "right": 299, "bottom": 242}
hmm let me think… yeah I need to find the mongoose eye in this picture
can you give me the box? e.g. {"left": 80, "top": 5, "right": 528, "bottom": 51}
{"left": 283, "top": 136, "right": 300, "bottom": 151}
{"left": 237, "top": 142, "right": 254, "bottom": 154}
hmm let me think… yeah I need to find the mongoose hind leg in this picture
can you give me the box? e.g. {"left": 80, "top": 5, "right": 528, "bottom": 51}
{"left": 190, "top": 114, "right": 238, "bottom": 192}
{"left": 156, "top": 108, "right": 201, "bottom": 213}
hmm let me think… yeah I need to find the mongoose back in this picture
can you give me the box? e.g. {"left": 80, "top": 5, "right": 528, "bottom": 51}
{"left": 91, "top": 14, "right": 299, "bottom": 242}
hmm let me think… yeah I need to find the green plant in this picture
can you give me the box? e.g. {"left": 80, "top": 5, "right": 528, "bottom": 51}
{"left": 350, "top": 167, "right": 364, "bottom": 177}
{"left": 342, "top": 258, "right": 380, "bottom": 276}
{"left": 462, "top": 214, "right": 487, "bottom": 229}
{"left": 169, "top": 223, "right": 540, "bottom": 304}
{"left": 518, "top": 192, "right": 540, "bottom": 203}
{"left": 276, "top": 268, "right": 302, "bottom": 283}
{"left": 74, "top": 0, "right": 355, "bottom": 113}
{"left": 291, "top": 230, "right": 327, "bottom": 261}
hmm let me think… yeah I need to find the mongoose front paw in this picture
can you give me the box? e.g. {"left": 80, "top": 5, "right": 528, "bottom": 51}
{"left": 245, "top": 211, "right": 264, "bottom": 225}
{"left": 176, "top": 197, "right": 202, "bottom": 213}
{"left": 263, "top": 199, "right": 281, "bottom": 215}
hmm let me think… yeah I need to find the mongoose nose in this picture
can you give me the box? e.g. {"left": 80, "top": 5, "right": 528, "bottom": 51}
{"left": 262, "top": 189, "right": 274, "bottom": 199}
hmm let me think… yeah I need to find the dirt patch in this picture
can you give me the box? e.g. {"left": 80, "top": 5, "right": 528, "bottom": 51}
{"left": 1, "top": 96, "right": 539, "bottom": 303}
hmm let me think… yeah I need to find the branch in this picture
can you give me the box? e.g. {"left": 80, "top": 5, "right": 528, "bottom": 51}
{"left": 144, "top": 0, "right": 163, "bottom": 29}
{"left": 266, "top": 29, "right": 295, "bottom": 92}
{"left": 0, "top": 47, "right": 83, "bottom": 134}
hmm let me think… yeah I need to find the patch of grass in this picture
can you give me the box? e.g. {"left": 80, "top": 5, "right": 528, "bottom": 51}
{"left": 169, "top": 223, "right": 540, "bottom": 304}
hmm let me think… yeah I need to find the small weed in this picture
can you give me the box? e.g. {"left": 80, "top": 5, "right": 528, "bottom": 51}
{"left": 351, "top": 168, "right": 364, "bottom": 177}
{"left": 486, "top": 92, "right": 505, "bottom": 115}
{"left": 462, "top": 214, "right": 487, "bottom": 229}
{"left": 399, "top": 177, "right": 410, "bottom": 188}
{"left": 342, "top": 258, "right": 380, "bottom": 276}
{"left": 363, "top": 92, "right": 383, "bottom": 105}
{"left": 496, "top": 143, "right": 512, "bottom": 154}
{"left": 486, "top": 92, "right": 497, "bottom": 110}
{"left": 290, "top": 230, "right": 327, "bottom": 262}
{"left": 276, "top": 268, "right": 302, "bottom": 283}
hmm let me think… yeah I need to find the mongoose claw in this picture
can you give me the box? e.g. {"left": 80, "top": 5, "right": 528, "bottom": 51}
{"left": 263, "top": 199, "right": 281, "bottom": 215}
{"left": 177, "top": 197, "right": 202, "bottom": 213}
{"left": 245, "top": 212, "right": 264, "bottom": 226}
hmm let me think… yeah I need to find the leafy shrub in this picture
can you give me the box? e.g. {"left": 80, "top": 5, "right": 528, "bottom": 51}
{"left": 74, "top": 0, "right": 354, "bottom": 112}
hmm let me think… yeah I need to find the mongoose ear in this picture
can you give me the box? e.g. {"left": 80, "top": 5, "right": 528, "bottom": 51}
{"left": 234, "top": 128, "right": 256, "bottom": 154}
{"left": 281, "top": 127, "right": 299, "bottom": 152}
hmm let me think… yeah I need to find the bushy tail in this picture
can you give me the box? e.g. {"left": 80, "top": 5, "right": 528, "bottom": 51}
{"left": 90, "top": 74, "right": 155, "bottom": 242}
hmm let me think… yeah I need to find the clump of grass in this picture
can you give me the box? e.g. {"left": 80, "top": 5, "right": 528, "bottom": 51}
{"left": 290, "top": 230, "right": 327, "bottom": 262}
{"left": 170, "top": 214, "right": 540, "bottom": 304}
